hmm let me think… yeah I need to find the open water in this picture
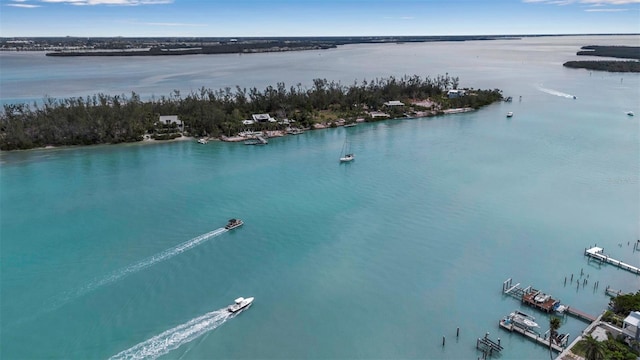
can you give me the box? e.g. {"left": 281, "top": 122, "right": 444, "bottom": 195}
{"left": 1, "top": 36, "right": 639, "bottom": 359}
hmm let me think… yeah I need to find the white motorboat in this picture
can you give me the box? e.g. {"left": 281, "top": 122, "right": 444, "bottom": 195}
{"left": 509, "top": 310, "right": 539, "bottom": 329}
{"left": 197, "top": 138, "right": 208, "bottom": 144}
{"left": 227, "top": 297, "right": 254, "bottom": 313}
{"left": 340, "top": 154, "right": 355, "bottom": 162}
{"left": 534, "top": 293, "right": 551, "bottom": 303}
{"left": 626, "top": 111, "right": 634, "bottom": 116}
{"left": 339, "top": 138, "right": 354, "bottom": 162}
{"left": 506, "top": 111, "right": 514, "bottom": 118}
{"left": 225, "top": 218, "right": 243, "bottom": 230}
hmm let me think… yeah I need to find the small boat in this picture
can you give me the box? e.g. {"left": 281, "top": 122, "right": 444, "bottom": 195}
{"left": 340, "top": 154, "right": 355, "bottom": 162}
{"left": 227, "top": 297, "right": 254, "bottom": 313}
{"left": 343, "top": 123, "right": 357, "bottom": 128}
{"left": 225, "top": 218, "right": 243, "bottom": 230}
{"left": 286, "top": 128, "right": 304, "bottom": 135}
{"left": 506, "top": 112, "right": 514, "bottom": 118}
{"left": 509, "top": 310, "right": 539, "bottom": 329}
{"left": 626, "top": 111, "right": 634, "bottom": 116}
{"left": 197, "top": 138, "right": 208, "bottom": 144}
{"left": 339, "top": 138, "right": 354, "bottom": 162}
{"left": 534, "top": 292, "right": 551, "bottom": 303}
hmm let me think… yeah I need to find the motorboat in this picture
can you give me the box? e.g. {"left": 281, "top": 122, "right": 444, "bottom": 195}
{"left": 509, "top": 310, "right": 539, "bottom": 329}
{"left": 534, "top": 292, "right": 551, "bottom": 303}
{"left": 626, "top": 111, "right": 634, "bottom": 116}
{"left": 339, "top": 138, "right": 354, "bottom": 162}
{"left": 197, "top": 138, "right": 208, "bottom": 144}
{"left": 227, "top": 297, "right": 254, "bottom": 313}
{"left": 225, "top": 218, "right": 243, "bottom": 230}
{"left": 340, "top": 154, "right": 355, "bottom": 162}
{"left": 506, "top": 112, "right": 514, "bottom": 118}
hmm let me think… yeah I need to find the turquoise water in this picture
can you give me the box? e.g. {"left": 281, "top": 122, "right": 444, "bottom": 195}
{"left": 1, "top": 36, "right": 639, "bottom": 359}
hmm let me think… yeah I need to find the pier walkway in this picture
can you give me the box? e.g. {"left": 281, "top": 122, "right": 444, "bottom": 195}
{"left": 498, "top": 319, "right": 565, "bottom": 353}
{"left": 502, "top": 278, "right": 596, "bottom": 323}
{"left": 584, "top": 247, "right": 640, "bottom": 275}
{"left": 565, "top": 307, "right": 597, "bottom": 323}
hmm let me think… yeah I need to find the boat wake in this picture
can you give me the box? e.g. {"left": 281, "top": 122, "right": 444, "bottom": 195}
{"left": 109, "top": 307, "right": 235, "bottom": 360}
{"left": 536, "top": 86, "right": 575, "bottom": 99}
{"left": 9, "top": 228, "right": 229, "bottom": 329}
{"left": 55, "top": 228, "right": 228, "bottom": 310}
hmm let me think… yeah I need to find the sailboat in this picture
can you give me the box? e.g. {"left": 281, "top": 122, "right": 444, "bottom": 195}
{"left": 339, "top": 139, "right": 354, "bottom": 162}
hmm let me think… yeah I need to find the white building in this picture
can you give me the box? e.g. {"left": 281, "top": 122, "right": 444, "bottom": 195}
{"left": 622, "top": 311, "right": 640, "bottom": 342}
{"left": 383, "top": 100, "right": 405, "bottom": 106}
{"left": 447, "top": 89, "right": 466, "bottom": 99}
{"left": 252, "top": 113, "right": 276, "bottom": 123}
{"left": 158, "top": 115, "right": 183, "bottom": 131}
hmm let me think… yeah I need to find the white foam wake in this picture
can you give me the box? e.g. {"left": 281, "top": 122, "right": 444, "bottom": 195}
{"left": 59, "top": 228, "right": 227, "bottom": 306}
{"left": 537, "top": 86, "right": 575, "bottom": 99}
{"left": 109, "top": 308, "right": 233, "bottom": 360}
{"left": 10, "top": 228, "right": 229, "bottom": 329}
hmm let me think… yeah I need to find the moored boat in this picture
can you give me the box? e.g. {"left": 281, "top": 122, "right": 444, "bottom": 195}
{"left": 227, "top": 297, "right": 254, "bottom": 313}
{"left": 197, "top": 138, "right": 208, "bottom": 144}
{"left": 626, "top": 111, "right": 634, "bottom": 116}
{"left": 225, "top": 218, "right": 243, "bottom": 230}
{"left": 508, "top": 310, "right": 539, "bottom": 329}
{"left": 506, "top": 111, "right": 514, "bottom": 118}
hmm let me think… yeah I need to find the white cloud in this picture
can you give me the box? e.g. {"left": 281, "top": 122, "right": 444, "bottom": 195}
{"left": 585, "top": 7, "right": 630, "bottom": 10}
{"left": 118, "top": 20, "right": 208, "bottom": 27}
{"left": 523, "top": 0, "right": 640, "bottom": 4}
{"left": 7, "top": 3, "right": 42, "bottom": 7}
{"left": 38, "top": 0, "right": 172, "bottom": 5}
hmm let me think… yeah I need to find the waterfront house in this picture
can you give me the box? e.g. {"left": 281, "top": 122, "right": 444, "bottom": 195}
{"left": 158, "top": 115, "right": 183, "bottom": 132}
{"left": 252, "top": 113, "right": 276, "bottom": 123}
{"left": 383, "top": 100, "right": 405, "bottom": 107}
{"left": 242, "top": 119, "right": 255, "bottom": 125}
{"left": 622, "top": 311, "right": 640, "bottom": 342}
{"left": 447, "top": 89, "right": 466, "bottom": 99}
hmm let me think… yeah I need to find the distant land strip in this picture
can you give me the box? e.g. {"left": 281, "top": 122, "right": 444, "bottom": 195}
{"left": 563, "top": 60, "right": 640, "bottom": 72}
{"left": 576, "top": 45, "right": 640, "bottom": 60}
{"left": 0, "top": 35, "right": 519, "bottom": 56}
{"left": 563, "top": 45, "right": 640, "bottom": 72}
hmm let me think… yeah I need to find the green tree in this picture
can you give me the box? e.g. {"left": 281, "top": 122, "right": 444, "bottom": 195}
{"left": 549, "top": 316, "right": 562, "bottom": 359}
{"left": 583, "top": 335, "right": 605, "bottom": 360}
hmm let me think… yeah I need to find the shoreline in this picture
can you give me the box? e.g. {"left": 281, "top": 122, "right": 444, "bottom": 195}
{"left": 0, "top": 109, "right": 479, "bottom": 152}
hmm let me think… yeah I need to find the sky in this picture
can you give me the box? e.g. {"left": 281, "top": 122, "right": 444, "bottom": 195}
{"left": 1, "top": 0, "right": 639, "bottom": 38}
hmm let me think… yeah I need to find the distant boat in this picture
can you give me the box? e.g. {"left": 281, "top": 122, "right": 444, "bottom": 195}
{"left": 339, "top": 138, "right": 354, "bottom": 162}
{"left": 626, "top": 111, "right": 634, "bottom": 116}
{"left": 506, "top": 112, "right": 514, "bottom": 118}
{"left": 197, "top": 138, "right": 208, "bottom": 144}
{"left": 227, "top": 297, "right": 254, "bottom": 313}
{"left": 343, "top": 122, "right": 357, "bottom": 128}
{"left": 225, "top": 218, "right": 243, "bottom": 230}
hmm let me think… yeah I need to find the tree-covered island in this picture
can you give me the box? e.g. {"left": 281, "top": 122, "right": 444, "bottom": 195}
{"left": 0, "top": 74, "right": 503, "bottom": 151}
{"left": 563, "top": 45, "right": 640, "bottom": 73}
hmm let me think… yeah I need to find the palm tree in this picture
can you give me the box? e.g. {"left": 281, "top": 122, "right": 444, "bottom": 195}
{"left": 549, "top": 316, "right": 562, "bottom": 359}
{"left": 582, "top": 335, "right": 605, "bottom": 360}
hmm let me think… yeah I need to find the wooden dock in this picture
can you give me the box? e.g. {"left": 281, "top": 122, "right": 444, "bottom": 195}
{"left": 585, "top": 247, "right": 640, "bottom": 275}
{"left": 498, "top": 319, "right": 564, "bottom": 352}
{"left": 502, "top": 278, "right": 559, "bottom": 313}
{"left": 565, "top": 307, "right": 597, "bottom": 323}
{"left": 502, "top": 278, "right": 596, "bottom": 323}
{"left": 605, "top": 287, "right": 632, "bottom": 298}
